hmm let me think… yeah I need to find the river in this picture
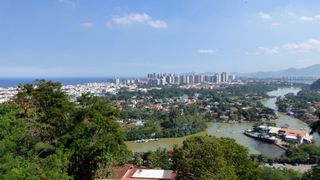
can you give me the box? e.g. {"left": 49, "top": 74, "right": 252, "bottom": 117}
{"left": 126, "top": 87, "right": 320, "bottom": 158}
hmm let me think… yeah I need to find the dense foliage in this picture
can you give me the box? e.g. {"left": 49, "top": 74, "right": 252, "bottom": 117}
{"left": 258, "top": 167, "right": 301, "bottom": 180}
{"left": 171, "top": 136, "right": 259, "bottom": 180}
{"left": 276, "top": 86, "right": 320, "bottom": 123}
{"left": 124, "top": 105, "right": 208, "bottom": 140}
{"left": 0, "top": 81, "right": 131, "bottom": 179}
{"left": 131, "top": 148, "right": 171, "bottom": 170}
{"left": 252, "top": 144, "right": 320, "bottom": 165}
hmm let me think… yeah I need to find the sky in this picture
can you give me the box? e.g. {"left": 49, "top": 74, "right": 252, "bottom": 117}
{"left": 1, "top": 0, "right": 320, "bottom": 77}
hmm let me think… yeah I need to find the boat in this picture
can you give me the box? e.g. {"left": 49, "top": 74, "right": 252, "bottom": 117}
{"left": 134, "top": 138, "right": 159, "bottom": 143}
{"left": 243, "top": 131, "right": 276, "bottom": 144}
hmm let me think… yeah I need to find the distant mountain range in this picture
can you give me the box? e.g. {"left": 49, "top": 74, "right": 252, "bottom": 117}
{"left": 241, "top": 64, "right": 320, "bottom": 78}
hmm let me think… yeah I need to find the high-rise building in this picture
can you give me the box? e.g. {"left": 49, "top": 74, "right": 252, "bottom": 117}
{"left": 229, "top": 74, "right": 237, "bottom": 81}
{"left": 189, "top": 75, "right": 194, "bottom": 84}
{"left": 185, "top": 75, "right": 190, "bottom": 84}
{"left": 221, "top": 72, "right": 228, "bottom": 82}
{"left": 115, "top": 78, "right": 120, "bottom": 85}
{"left": 194, "top": 74, "right": 202, "bottom": 84}
{"left": 179, "top": 75, "right": 184, "bottom": 84}
{"left": 214, "top": 73, "right": 221, "bottom": 83}
{"left": 174, "top": 75, "right": 180, "bottom": 84}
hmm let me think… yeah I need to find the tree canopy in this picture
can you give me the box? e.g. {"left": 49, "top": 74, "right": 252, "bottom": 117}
{"left": 0, "top": 80, "right": 131, "bottom": 179}
{"left": 172, "top": 136, "right": 259, "bottom": 180}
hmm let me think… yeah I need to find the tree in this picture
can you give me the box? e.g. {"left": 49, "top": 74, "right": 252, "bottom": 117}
{"left": 310, "top": 114, "right": 320, "bottom": 135}
{"left": 302, "top": 166, "right": 320, "bottom": 180}
{"left": 1, "top": 81, "right": 131, "bottom": 179}
{"left": 146, "top": 148, "right": 171, "bottom": 169}
{"left": 68, "top": 94, "right": 131, "bottom": 179}
{"left": 172, "top": 136, "right": 258, "bottom": 180}
{"left": 0, "top": 104, "right": 70, "bottom": 180}
{"left": 258, "top": 167, "right": 301, "bottom": 180}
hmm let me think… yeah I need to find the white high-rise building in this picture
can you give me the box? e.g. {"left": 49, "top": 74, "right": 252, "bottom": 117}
{"left": 214, "top": 73, "right": 221, "bottom": 83}
{"left": 221, "top": 72, "right": 228, "bottom": 82}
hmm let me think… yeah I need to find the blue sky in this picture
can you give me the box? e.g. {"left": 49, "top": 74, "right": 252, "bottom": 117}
{"left": 1, "top": 0, "right": 320, "bottom": 77}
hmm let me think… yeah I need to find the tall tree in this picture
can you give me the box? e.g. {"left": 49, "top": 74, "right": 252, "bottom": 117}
{"left": 172, "top": 136, "right": 258, "bottom": 180}
{"left": 0, "top": 81, "right": 131, "bottom": 179}
{"left": 69, "top": 94, "right": 131, "bottom": 179}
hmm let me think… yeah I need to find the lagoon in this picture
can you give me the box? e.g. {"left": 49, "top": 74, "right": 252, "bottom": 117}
{"left": 126, "top": 87, "right": 319, "bottom": 158}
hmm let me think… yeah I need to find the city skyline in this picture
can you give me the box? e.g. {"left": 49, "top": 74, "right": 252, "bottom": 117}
{"left": 1, "top": 0, "right": 320, "bottom": 77}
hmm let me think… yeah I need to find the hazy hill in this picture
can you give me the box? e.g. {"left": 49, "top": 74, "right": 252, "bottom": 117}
{"left": 243, "top": 64, "right": 320, "bottom": 78}
{"left": 310, "top": 79, "right": 320, "bottom": 90}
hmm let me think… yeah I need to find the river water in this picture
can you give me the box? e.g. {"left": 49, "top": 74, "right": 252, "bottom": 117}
{"left": 126, "top": 88, "right": 320, "bottom": 158}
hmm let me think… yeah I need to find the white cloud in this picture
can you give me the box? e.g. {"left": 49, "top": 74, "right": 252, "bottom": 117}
{"left": 282, "top": 39, "right": 320, "bottom": 53}
{"left": 299, "top": 14, "right": 320, "bottom": 22}
{"left": 198, "top": 49, "right": 216, "bottom": 54}
{"left": 256, "top": 39, "right": 320, "bottom": 55}
{"left": 80, "top": 22, "right": 93, "bottom": 28}
{"left": 108, "top": 13, "right": 167, "bottom": 29}
{"left": 258, "top": 12, "right": 271, "bottom": 20}
{"left": 299, "top": 16, "right": 314, "bottom": 21}
{"left": 112, "top": 13, "right": 151, "bottom": 25}
{"left": 148, "top": 20, "right": 167, "bottom": 29}
{"left": 59, "top": 0, "right": 76, "bottom": 8}
{"left": 257, "top": 47, "right": 279, "bottom": 55}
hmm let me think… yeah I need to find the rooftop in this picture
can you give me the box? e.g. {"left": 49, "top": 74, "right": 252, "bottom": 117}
{"left": 114, "top": 164, "right": 176, "bottom": 180}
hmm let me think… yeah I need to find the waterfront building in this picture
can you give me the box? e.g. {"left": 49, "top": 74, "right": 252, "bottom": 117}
{"left": 279, "top": 128, "right": 313, "bottom": 144}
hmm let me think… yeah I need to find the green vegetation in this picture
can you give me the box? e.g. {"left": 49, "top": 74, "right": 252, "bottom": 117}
{"left": 252, "top": 144, "right": 320, "bottom": 165}
{"left": 1, "top": 81, "right": 316, "bottom": 179}
{"left": 284, "top": 144, "right": 320, "bottom": 164}
{"left": 124, "top": 105, "right": 208, "bottom": 140}
{"left": 276, "top": 83, "right": 320, "bottom": 123}
{"left": 172, "top": 136, "right": 259, "bottom": 180}
{"left": 0, "top": 81, "right": 131, "bottom": 179}
{"left": 106, "top": 83, "right": 286, "bottom": 140}
{"left": 302, "top": 166, "right": 320, "bottom": 180}
{"left": 132, "top": 148, "right": 171, "bottom": 170}
{"left": 310, "top": 79, "right": 320, "bottom": 90}
{"left": 258, "top": 167, "right": 301, "bottom": 180}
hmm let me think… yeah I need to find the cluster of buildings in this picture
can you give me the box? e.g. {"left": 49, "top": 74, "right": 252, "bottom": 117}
{"left": 0, "top": 87, "right": 17, "bottom": 103}
{"left": 245, "top": 125, "right": 313, "bottom": 147}
{"left": 62, "top": 82, "right": 139, "bottom": 101}
{"left": 109, "top": 78, "right": 140, "bottom": 86}
{"left": 0, "top": 82, "right": 140, "bottom": 104}
{"left": 146, "top": 72, "right": 237, "bottom": 86}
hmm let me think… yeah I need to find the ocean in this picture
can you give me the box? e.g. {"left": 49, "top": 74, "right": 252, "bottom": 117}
{"left": 0, "top": 78, "right": 110, "bottom": 88}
